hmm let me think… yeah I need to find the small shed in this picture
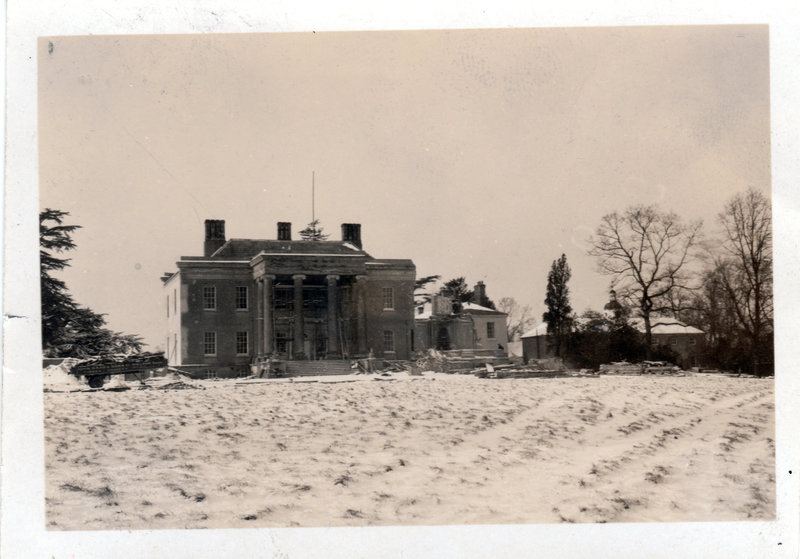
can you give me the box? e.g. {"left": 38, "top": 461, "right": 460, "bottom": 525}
{"left": 520, "top": 322, "right": 554, "bottom": 362}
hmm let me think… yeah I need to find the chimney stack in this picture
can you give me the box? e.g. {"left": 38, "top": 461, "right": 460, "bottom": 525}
{"left": 204, "top": 219, "right": 226, "bottom": 256}
{"left": 277, "top": 222, "right": 292, "bottom": 241}
{"left": 473, "top": 281, "right": 486, "bottom": 305}
{"left": 341, "top": 223, "right": 362, "bottom": 249}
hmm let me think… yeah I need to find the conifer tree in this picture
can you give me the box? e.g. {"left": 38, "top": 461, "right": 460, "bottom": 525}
{"left": 299, "top": 219, "right": 329, "bottom": 241}
{"left": 40, "top": 209, "right": 143, "bottom": 357}
{"left": 543, "top": 254, "right": 573, "bottom": 357}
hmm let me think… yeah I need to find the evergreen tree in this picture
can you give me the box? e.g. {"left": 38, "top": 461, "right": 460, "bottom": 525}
{"left": 543, "top": 254, "right": 573, "bottom": 357}
{"left": 299, "top": 219, "right": 329, "bottom": 241}
{"left": 40, "top": 209, "right": 80, "bottom": 348}
{"left": 439, "top": 277, "right": 473, "bottom": 303}
{"left": 40, "top": 209, "right": 143, "bottom": 357}
{"left": 414, "top": 274, "right": 441, "bottom": 305}
{"left": 476, "top": 289, "right": 496, "bottom": 310}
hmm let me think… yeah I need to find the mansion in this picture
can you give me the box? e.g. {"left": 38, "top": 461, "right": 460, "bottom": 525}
{"left": 162, "top": 220, "right": 415, "bottom": 377}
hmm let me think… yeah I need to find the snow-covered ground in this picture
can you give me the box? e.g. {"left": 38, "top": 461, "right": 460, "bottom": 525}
{"left": 43, "top": 372, "right": 774, "bottom": 530}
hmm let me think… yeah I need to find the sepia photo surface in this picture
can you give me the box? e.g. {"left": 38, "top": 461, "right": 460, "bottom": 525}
{"left": 5, "top": 2, "right": 800, "bottom": 558}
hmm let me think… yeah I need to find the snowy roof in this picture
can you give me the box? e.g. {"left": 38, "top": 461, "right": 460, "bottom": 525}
{"left": 522, "top": 318, "right": 703, "bottom": 338}
{"left": 521, "top": 322, "right": 549, "bottom": 338}
{"left": 461, "top": 302, "right": 507, "bottom": 315}
{"left": 629, "top": 318, "right": 704, "bottom": 335}
{"left": 414, "top": 300, "right": 506, "bottom": 320}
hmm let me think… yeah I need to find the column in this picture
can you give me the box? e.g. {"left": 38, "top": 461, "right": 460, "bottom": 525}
{"left": 355, "top": 275, "right": 368, "bottom": 355}
{"left": 326, "top": 275, "right": 340, "bottom": 358}
{"left": 262, "top": 275, "right": 275, "bottom": 355}
{"left": 292, "top": 274, "right": 306, "bottom": 359}
{"left": 256, "top": 278, "right": 264, "bottom": 356}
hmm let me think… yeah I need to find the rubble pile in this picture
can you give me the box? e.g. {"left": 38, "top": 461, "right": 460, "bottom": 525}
{"left": 598, "top": 361, "right": 643, "bottom": 375}
{"left": 598, "top": 361, "right": 684, "bottom": 375}
{"left": 413, "top": 348, "right": 510, "bottom": 374}
{"left": 474, "top": 363, "right": 570, "bottom": 379}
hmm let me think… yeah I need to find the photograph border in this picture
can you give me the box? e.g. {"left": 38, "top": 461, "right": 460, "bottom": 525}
{"left": 4, "top": 2, "right": 799, "bottom": 558}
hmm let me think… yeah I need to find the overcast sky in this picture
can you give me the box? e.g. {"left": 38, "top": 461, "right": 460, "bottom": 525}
{"left": 38, "top": 25, "right": 770, "bottom": 350}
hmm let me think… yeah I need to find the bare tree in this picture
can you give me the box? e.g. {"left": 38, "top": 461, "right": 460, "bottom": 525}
{"left": 589, "top": 205, "right": 702, "bottom": 354}
{"left": 716, "top": 188, "right": 773, "bottom": 375}
{"left": 497, "top": 297, "right": 535, "bottom": 341}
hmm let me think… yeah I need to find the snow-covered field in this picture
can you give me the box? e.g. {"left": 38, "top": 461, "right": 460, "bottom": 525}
{"left": 43, "top": 371, "right": 775, "bottom": 530}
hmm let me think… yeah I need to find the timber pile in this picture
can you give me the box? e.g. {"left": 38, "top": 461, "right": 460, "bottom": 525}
{"left": 379, "top": 360, "right": 411, "bottom": 373}
{"left": 598, "top": 361, "right": 683, "bottom": 375}
{"left": 598, "top": 362, "right": 643, "bottom": 375}
{"left": 70, "top": 352, "right": 168, "bottom": 378}
{"left": 641, "top": 361, "right": 681, "bottom": 374}
{"left": 413, "top": 348, "right": 510, "bottom": 373}
{"left": 474, "top": 363, "right": 568, "bottom": 379}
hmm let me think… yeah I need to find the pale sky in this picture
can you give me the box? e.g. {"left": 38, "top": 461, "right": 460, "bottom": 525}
{"left": 38, "top": 26, "right": 770, "bottom": 350}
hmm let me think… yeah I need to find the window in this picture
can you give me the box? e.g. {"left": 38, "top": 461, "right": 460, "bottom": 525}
{"left": 274, "top": 287, "right": 294, "bottom": 311}
{"left": 275, "top": 324, "right": 290, "bottom": 353}
{"left": 487, "top": 322, "right": 496, "bottom": 339}
{"left": 174, "top": 289, "right": 177, "bottom": 314}
{"left": 382, "top": 287, "right": 394, "bottom": 310}
{"left": 166, "top": 295, "right": 169, "bottom": 317}
{"left": 235, "top": 286, "right": 248, "bottom": 310}
{"left": 689, "top": 337, "right": 697, "bottom": 346}
{"left": 383, "top": 330, "right": 395, "bottom": 352}
{"left": 670, "top": 337, "right": 678, "bottom": 346}
{"left": 236, "top": 331, "right": 249, "bottom": 355}
{"left": 203, "top": 286, "right": 216, "bottom": 310}
{"left": 203, "top": 332, "right": 217, "bottom": 356}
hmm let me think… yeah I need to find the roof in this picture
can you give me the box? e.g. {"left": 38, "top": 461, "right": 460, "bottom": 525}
{"left": 629, "top": 318, "right": 704, "bottom": 335}
{"left": 521, "top": 322, "right": 549, "bottom": 338}
{"left": 461, "top": 302, "right": 507, "bottom": 315}
{"left": 522, "top": 318, "right": 704, "bottom": 338}
{"left": 415, "top": 300, "right": 506, "bottom": 320}
{"left": 210, "top": 239, "right": 369, "bottom": 259}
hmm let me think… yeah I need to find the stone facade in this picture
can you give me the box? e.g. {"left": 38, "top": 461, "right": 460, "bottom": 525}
{"left": 162, "top": 220, "right": 415, "bottom": 376}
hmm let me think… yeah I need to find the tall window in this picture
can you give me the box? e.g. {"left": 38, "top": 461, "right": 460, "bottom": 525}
{"left": 274, "top": 287, "right": 293, "bottom": 311}
{"left": 203, "top": 286, "right": 216, "bottom": 310}
{"left": 275, "top": 324, "right": 290, "bottom": 353}
{"left": 382, "top": 287, "right": 394, "bottom": 310}
{"left": 236, "top": 331, "right": 249, "bottom": 355}
{"left": 235, "top": 286, "right": 248, "bottom": 310}
{"left": 203, "top": 332, "right": 216, "bottom": 356}
{"left": 383, "top": 330, "right": 395, "bottom": 352}
{"left": 487, "top": 322, "right": 496, "bottom": 339}
{"left": 174, "top": 288, "right": 177, "bottom": 314}
{"left": 166, "top": 295, "right": 170, "bottom": 317}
